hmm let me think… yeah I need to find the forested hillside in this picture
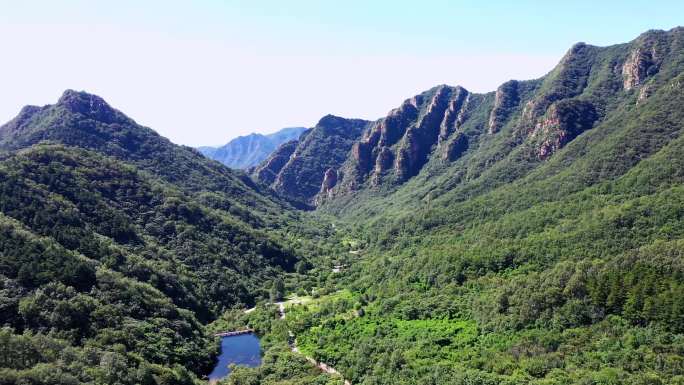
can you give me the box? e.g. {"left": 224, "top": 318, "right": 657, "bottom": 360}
{"left": 0, "top": 93, "right": 330, "bottom": 384}
{"left": 222, "top": 27, "right": 684, "bottom": 385}
{"left": 0, "top": 27, "right": 683, "bottom": 385}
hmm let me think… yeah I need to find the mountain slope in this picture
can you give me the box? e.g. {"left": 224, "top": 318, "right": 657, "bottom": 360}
{"left": 318, "top": 27, "right": 684, "bottom": 215}
{"left": 251, "top": 139, "right": 301, "bottom": 186}
{"left": 251, "top": 115, "right": 370, "bottom": 205}
{"left": 231, "top": 27, "right": 684, "bottom": 385}
{"left": 1, "top": 26, "right": 683, "bottom": 385}
{"left": 198, "top": 126, "right": 306, "bottom": 169}
{"left": 0, "top": 90, "right": 288, "bottom": 226}
{"left": 0, "top": 92, "right": 316, "bottom": 385}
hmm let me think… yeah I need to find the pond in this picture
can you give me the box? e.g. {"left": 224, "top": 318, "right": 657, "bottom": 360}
{"left": 208, "top": 333, "right": 262, "bottom": 383}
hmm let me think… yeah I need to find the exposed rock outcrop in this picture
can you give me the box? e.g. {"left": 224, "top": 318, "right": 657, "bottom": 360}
{"left": 488, "top": 80, "right": 520, "bottom": 134}
{"left": 253, "top": 115, "right": 369, "bottom": 205}
{"left": 57, "top": 89, "right": 120, "bottom": 124}
{"left": 343, "top": 85, "right": 473, "bottom": 188}
{"left": 622, "top": 47, "right": 661, "bottom": 90}
{"left": 318, "top": 168, "right": 338, "bottom": 198}
{"left": 531, "top": 99, "right": 597, "bottom": 160}
{"left": 520, "top": 43, "right": 595, "bottom": 133}
{"left": 621, "top": 29, "right": 675, "bottom": 91}
{"left": 251, "top": 139, "right": 300, "bottom": 185}
{"left": 637, "top": 83, "right": 654, "bottom": 105}
{"left": 394, "top": 85, "right": 454, "bottom": 180}
{"left": 439, "top": 87, "right": 470, "bottom": 142}
{"left": 443, "top": 133, "right": 469, "bottom": 161}
{"left": 351, "top": 140, "right": 374, "bottom": 176}
{"left": 351, "top": 96, "right": 421, "bottom": 177}
{"left": 374, "top": 146, "right": 394, "bottom": 173}
{"left": 265, "top": 27, "right": 683, "bottom": 206}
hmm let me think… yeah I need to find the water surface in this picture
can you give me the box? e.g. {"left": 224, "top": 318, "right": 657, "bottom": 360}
{"left": 208, "top": 333, "right": 261, "bottom": 382}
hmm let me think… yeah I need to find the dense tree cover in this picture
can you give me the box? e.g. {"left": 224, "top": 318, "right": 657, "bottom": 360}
{"left": 0, "top": 90, "right": 288, "bottom": 225}
{"left": 0, "top": 146, "right": 297, "bottom": 315}
{"left": 0, "top": 214, "right": 214, "bottom": 384}
{"left": 228, "top": 28, "right": 684, "bottom": 385}
{"left": 225, "top": 347, "right": 344, "bottom": 385}
{"left": 0, "top": 145, "right": 329, "bottom": 383}
{"left": 206, "top": 304, "right": 347, "bottom": 385}
{"left": 1, "top": 28, "right": 684, "bottom": 385}
{"left": 0, "top": 142, "right": 330, "bottom": 384}
{"left": 0, "top": 84, "right": 347, "bottom": 384}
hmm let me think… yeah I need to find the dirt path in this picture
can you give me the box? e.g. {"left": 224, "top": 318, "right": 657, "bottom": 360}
{"left": 241, "top": 299, "right": 351, "bottom": 384}
{"left": 278, "top": 301, "right": 351, "bottom": 385}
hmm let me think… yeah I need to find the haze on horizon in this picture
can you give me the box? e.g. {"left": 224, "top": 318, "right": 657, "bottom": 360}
{"left": 0, "top": 0, "right": 682, "bottom": 146}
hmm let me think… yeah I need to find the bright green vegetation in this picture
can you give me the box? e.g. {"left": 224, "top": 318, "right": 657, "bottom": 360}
{"left": 0, "top": 92, "right": 334, "bottom": 384}
{"left": 1, "top": 28, "right": 684, "bottom": 385}
{"left": 224, "top": 28, "right": 684, "bottom": 385}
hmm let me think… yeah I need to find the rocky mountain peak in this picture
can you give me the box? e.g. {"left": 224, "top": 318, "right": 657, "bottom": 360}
{"left": 57, "top": 89, "right": 119, "bottom": 123}
{"left": 317, "top": 114, "right": 351, "bottom": 128}
{"left": 252, "top": 116, "right": 369, "bottom": 205}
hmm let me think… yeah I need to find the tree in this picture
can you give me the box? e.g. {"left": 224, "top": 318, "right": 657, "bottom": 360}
{"left": 270, "top": 279, "right": 285, "bottom": 302}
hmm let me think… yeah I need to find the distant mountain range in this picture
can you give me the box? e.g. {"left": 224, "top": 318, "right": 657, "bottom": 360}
{"left": 198, "top": 126, "right": 307, "bottom": 169}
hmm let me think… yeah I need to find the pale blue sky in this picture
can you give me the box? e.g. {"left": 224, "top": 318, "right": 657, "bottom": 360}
{"left": 0, "top": 1, "right": 681, "bottom": 146}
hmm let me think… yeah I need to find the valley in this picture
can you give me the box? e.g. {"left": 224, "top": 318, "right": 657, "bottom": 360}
{"left": 0, "top": 26, "right": 683, "bottom": 385}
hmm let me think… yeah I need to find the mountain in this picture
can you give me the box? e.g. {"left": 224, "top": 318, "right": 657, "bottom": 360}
{"left": 2, "top": 26, "right": 684, "bottom": 385}
{"left": 198, "top": 126, "right": 307, "bottom": 169}
{"left": 0, "top": 91, "right": 319, "bottom": 384}
{"left": 251, "top": 139, "right": 301, "bottom": 186}
{"left": 0, "top": 90, "right": 289, "bottom": 215}
{"left": 231, "top": 27, "right": 684, "bottom": 385}
{"left": 251, "top": 115, "right": 370, "bottom": 206}
{"left": 253, "top": 28, "right": 684, "bottom": 214}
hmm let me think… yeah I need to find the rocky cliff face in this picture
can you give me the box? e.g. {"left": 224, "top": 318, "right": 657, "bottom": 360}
{"left": 316, "top": 167, "right": 338, "bottom": 204}
{"left": 488, "top": 80, "right": 519, "bottom": 134}
{"left": 251, "top": 139, "right": 301, "bottom": 185}
{"left": 519, "top": 42, "right": 596, "bottom": 135}
{"left": 245, "top": 28, "right": 682, "bottom": 207}
{"left": 251, "top": 115, "right": 369, "bottom": 205}
{"left": 621, "top": 29, "right": 670, "bottom": 92}
{"left": 338, "top": 85, "right": 473, "bottom": 191}
{"left": 309, "top": 27, "right": 684, "bottom": 205}
{"left": 530, "top": 99, "right": 598, "bottom": 160}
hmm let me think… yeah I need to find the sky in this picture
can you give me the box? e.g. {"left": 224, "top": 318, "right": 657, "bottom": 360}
{"left": 0, "top": 1, "right": 682, "bottom": 146}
